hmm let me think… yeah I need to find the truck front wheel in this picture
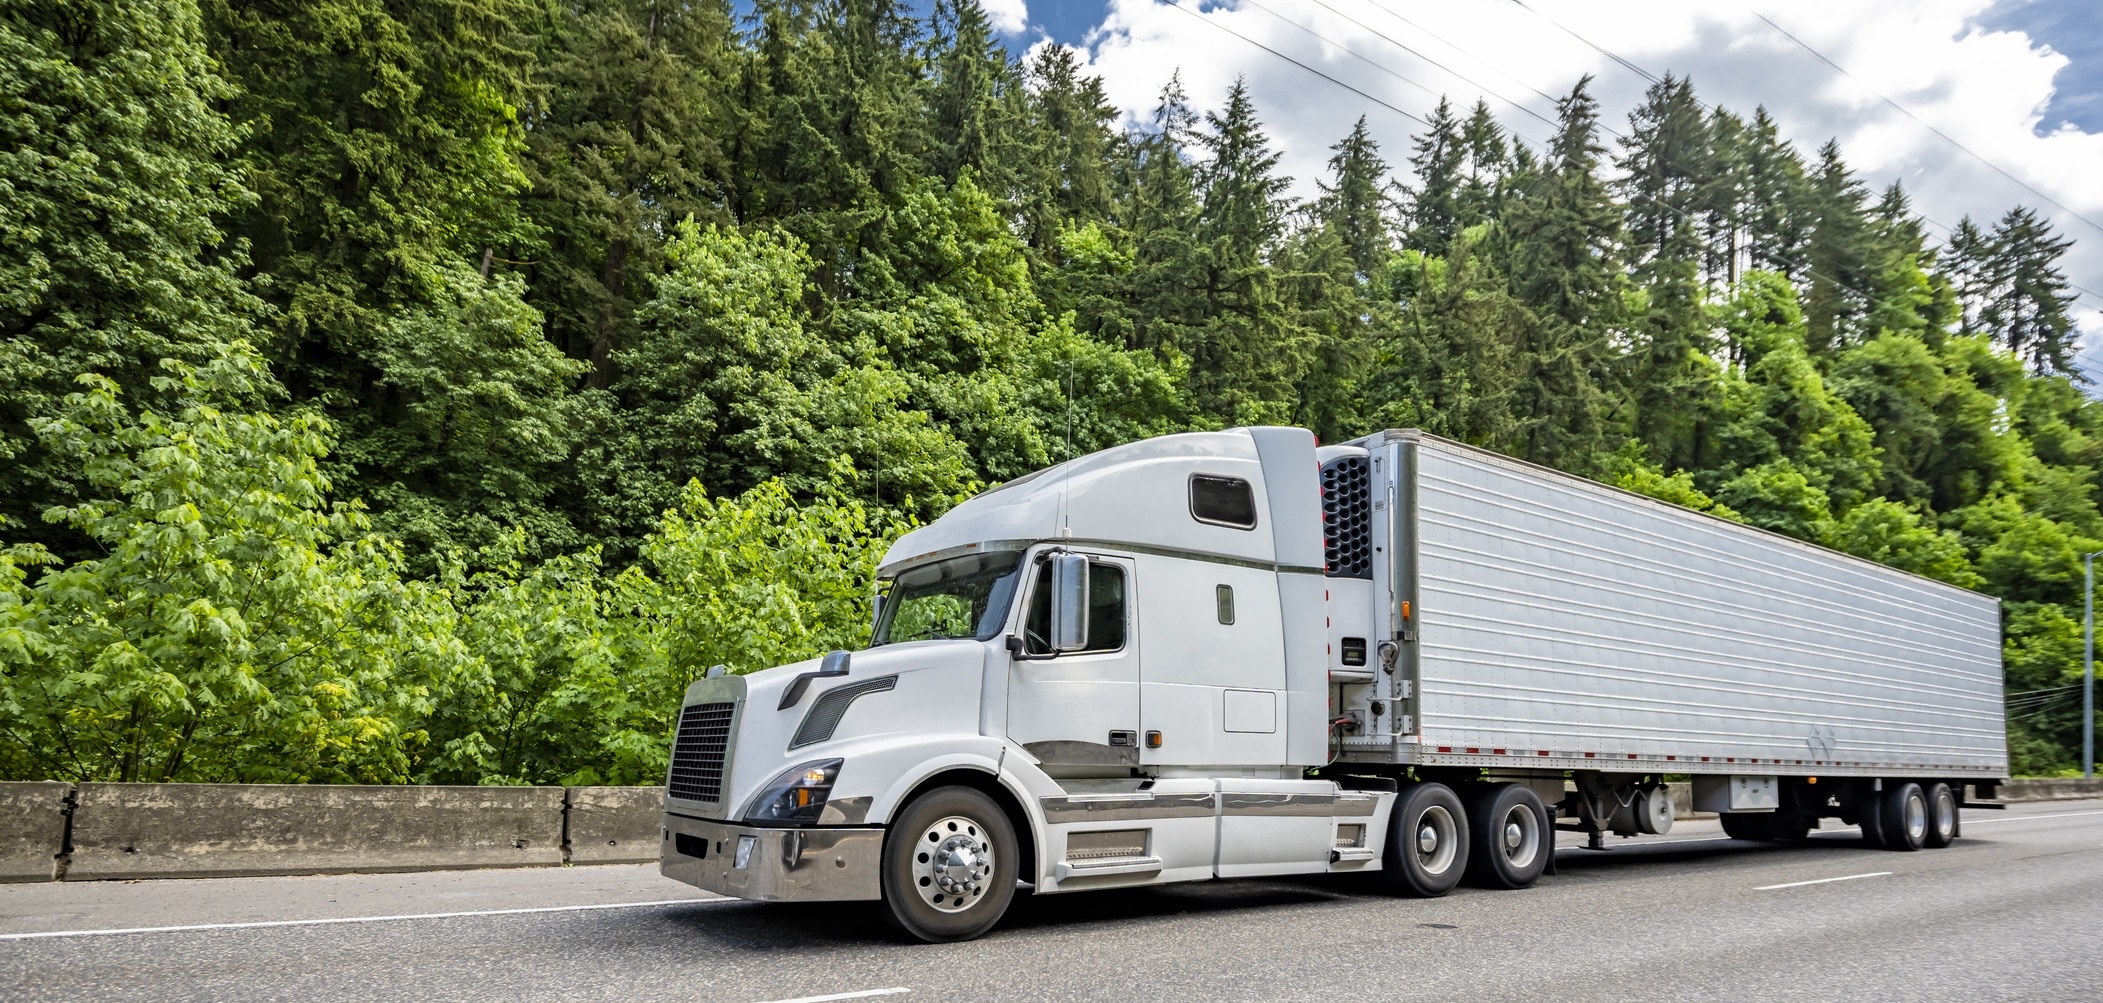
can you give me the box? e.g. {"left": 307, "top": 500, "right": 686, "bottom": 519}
{"left": 880, "top": 786, "right": 1018, "bottom": 942}
{"left": 1382, "top": 783, "right": 1469, "bottom": 897}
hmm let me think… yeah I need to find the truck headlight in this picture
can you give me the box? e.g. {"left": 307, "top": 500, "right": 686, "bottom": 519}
{"left": 744, "top": 759, "right": 844, "bottom": 823}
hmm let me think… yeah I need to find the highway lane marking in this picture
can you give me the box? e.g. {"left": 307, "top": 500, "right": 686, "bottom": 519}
{"left": 1964, "top": 809, "right": 2103, "bottom": 825}
{"left": 1755, "top": 871, "right": 1890, "bottom": 891}
{"left": 0, "top": 897, "right": 720, "bottom": 941}
{"left": 752, "top": 990, "right": 910, "bottom": 1003}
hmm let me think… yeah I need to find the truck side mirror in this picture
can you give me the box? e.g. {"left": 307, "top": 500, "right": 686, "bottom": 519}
{"left": 869, "top": 589, "right": 887, "bottom": 640}
{"left": 1051, "top": 553, "right": 1090, "bottom": 652}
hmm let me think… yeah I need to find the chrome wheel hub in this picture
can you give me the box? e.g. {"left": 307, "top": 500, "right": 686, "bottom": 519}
{"left": 913, "top": 815, "right": 993, "bottom": 913}
{"left": 1499, "top": 803, "right": 1540, "bottom": 868}
{"left": 1414, "top": 804, "right": 1459, "bottom": 875}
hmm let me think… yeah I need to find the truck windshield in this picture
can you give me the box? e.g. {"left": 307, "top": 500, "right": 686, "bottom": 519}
{"left": 872, "top": 551, "right": 1025, "bottom": 646}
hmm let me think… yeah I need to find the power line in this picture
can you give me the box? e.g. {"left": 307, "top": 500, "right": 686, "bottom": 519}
{"left": 1159, "top": 0, "right": 1428, "bottom": 128}
{"left": 1489, "top": 0, "right": 2100, "bottom": 319}
{"left": 1753, "top": 11, "right": 2103, "bottom": 242}
{"left": 1238, "top": 0, "right": 1552, "bottom": 141}
{"left": 1179, "top": 0, "right": 1937, "bottom": 314}
{"left": 1165, "top": 0, "right": 2103, "bottom": 346}
{"left": 1293, "top": 0, "right": 1560, "bottom": 133}
{"left": 1503, "top": 0, "right": 1660, "bottom": 86}
{"left": 1344, "top": 0, "right": 1569, "bottom": 118}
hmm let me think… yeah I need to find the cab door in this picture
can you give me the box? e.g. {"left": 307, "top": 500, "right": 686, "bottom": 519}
{"left": 1006, "top": 551, "right": 1141, "bottom": 774}
{"left": 1136, "top": 556, "right": 1289, "bottom": 769}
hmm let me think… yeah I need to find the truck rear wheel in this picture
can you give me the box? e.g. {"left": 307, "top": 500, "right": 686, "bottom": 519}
{"left": 1463, "top": 783, "right": 1549, "bottom": 889}
{"left": 1879, "top": 782, "right": 1928, "bottom": 852}
{"left": 1382, "top": 782, "right": 1469, "bottom": 897}
{"left": 1923, "top": 782, "right": 1958, "bottom": 848}
{"left": 879, "top": 786, "right": 1018, "bottom": 943}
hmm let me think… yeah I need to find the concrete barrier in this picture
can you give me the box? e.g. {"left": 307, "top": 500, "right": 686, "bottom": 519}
{"left": 565, "top": 786, "right": 665, "bottom": 864}
{"left": 1999, "top": 778, "right": 2103, "bottom": 802}
{"left": 0, "top": 782, "right": 71, "bottom": 883}
{"left": 68, "top": 783, "right": 566, "bottom": 880}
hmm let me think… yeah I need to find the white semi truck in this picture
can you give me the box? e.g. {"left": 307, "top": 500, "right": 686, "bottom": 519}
{"left": 659, "top": 427, "right": 2008, "bottom": 942}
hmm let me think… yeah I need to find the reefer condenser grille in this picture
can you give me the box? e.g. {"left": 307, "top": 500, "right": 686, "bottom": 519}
{"left": 1322, "top": 455, "right": 1373, "bottom": 578}
{"left": 667, "top": 701, "right": 735, "bottom": 803}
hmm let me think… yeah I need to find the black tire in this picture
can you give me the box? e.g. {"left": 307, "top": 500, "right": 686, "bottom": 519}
{"left": 1463, "top": 783, "right": 1549, "bottom": 889}
{"left": 1857, "top": 785, "right": 1888, "bottom": 848}
{"left": 1879, "top": 782, "right": 1928, "bottom": 852}
{"left": 1923, "top": 782, "right": 1958, "bottom": 848}
{"left": 1381, "top": 782, "right": 1470, "bottom": 897}
{"left": 1721, "top": 812, "right": 1777, "bottom": 841}
{"left": 879, "top": 786, "right": 1018, "bottom": 942}
{"left": 1774, "top": 814, "right": 1812, "bottom": 841}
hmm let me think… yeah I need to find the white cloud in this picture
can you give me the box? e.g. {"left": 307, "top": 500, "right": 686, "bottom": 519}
{"left": 1073, "top": 0, "right": 2103, "bottom": 374}
{"left": 983, "top": 0, "right": 1029, "bottom": 36}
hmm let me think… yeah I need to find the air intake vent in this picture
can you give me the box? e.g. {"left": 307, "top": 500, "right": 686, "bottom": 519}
{"left": 668, "top": 701, "right": 735, "bottom": 803}
{"left": 1322, "top": 455, "right": 1373, "bottom": 578}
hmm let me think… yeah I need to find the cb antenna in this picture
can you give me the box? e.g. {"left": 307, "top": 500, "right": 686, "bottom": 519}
{"left": 1060, "top": 349, "right": 1074, "bottom": 538}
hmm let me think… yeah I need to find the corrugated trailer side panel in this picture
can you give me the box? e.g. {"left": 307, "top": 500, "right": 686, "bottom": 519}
{"left": 1403, "top": 437, "right": 2006, "bottom": 777}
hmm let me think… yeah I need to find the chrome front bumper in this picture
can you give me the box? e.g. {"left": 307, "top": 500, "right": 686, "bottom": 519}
{"left": 659, "top": 812, "right": 883, "bottom": 902}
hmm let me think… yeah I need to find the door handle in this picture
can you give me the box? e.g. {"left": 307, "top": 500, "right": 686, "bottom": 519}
{"left": 1107, "top": 730, "right": 1137, "bottom": 747}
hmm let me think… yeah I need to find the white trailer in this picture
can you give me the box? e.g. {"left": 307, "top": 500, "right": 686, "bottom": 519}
{"left": 659, "top": 427, "right": 2007, "bottom": 941}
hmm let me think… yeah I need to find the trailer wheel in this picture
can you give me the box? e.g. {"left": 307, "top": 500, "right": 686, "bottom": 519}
{"left": 879, "top": 786, "right": 1018, "bottom": 942}
{"left": 1720, "top": 812, "right": 1772, "bottom": 841}
{"left": 1878, "top": 782, "right": 1928, "bottom": 852}
{"left": 1382, "top": 783, "right": 1469, "bottom": 897}
{"left": 1855, "top": 784, "right": 1887, "bottom": 848}
{"left": 1923, "top": 782, "right": 1959, "bottom": 848}
{"left": 1463, "top": 783, "right": 1549, "bottom": 889}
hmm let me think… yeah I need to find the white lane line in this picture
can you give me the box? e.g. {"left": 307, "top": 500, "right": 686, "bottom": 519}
{"left": 1965, "top": 809, "right": 2103, "bottom": 825}
{"left": 1755, "top": 871, "right": 1890, "bottom": 891}
{"left": 752, "top": 990, "right": 910, "bottom": 1003}
{"left": 0, "top": 897, "right": 717, "bottom": 941}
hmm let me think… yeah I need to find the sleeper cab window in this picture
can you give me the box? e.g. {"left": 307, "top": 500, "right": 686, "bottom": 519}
{"left": 1190, "top": 474, "right": 1257, "bottom": 530}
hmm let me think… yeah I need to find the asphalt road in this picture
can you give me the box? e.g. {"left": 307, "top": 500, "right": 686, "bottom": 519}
{"left": 2, "top": 799, "right": 2099, "bottom": 1002}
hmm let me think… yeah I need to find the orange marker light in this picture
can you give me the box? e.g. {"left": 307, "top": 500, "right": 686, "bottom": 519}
{"left": 1401, "top": 601, "right": 1412, "bottom": 621}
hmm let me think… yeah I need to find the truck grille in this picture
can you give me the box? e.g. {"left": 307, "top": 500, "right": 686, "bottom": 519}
{"left": 667, "top": 702, "right": 735, "bottom": 804}
{"left": 1322, "top": 455, "right": 1374, "bottom": 578}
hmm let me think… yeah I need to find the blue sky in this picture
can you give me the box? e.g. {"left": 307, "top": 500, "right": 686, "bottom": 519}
{"left": 1978, "top": 0, "right": 2103, "bottom": 134}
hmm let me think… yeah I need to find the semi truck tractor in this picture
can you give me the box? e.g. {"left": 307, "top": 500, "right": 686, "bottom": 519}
{"left": 659, "top": 427, "right": 2008, "bottom": 942}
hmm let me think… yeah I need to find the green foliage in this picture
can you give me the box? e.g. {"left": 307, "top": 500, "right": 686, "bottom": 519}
{"left": 1820, "top": 499, "right": 1980, "bottom": 588}
{"left": 422, "top": 469, "right": 908, "bottom": 786}
{"left": 11, "top": 4, "right": 2103, "bottom": 779}
{"left": 0, "top": 0, "right": 260, "bottom": 559}
{"left": 0, "top": 345, "right": 467, "bottom": 783}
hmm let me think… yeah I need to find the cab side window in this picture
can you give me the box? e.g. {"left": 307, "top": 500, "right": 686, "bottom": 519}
{"left": 1023, "top": 559, "right": 1126, "bottom": 655}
